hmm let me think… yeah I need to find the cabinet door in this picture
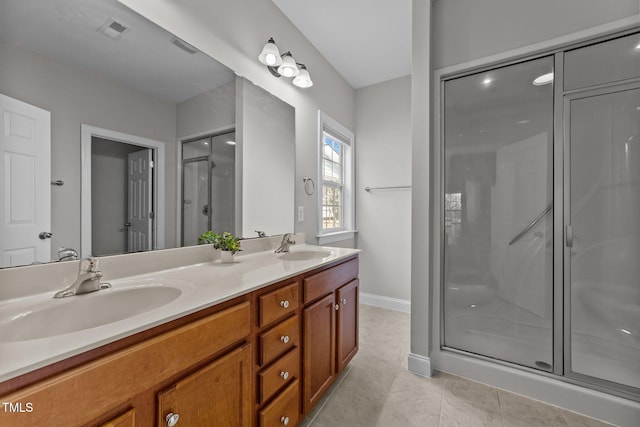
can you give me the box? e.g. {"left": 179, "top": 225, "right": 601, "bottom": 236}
{"left": 157, "top": 345, "right": 251, "bottom": 427}
{"left": 336, "top": 279, "right": 359, "bottom": 372}
{"left": 303, "top": 293, "right": 336, "bottom": 415}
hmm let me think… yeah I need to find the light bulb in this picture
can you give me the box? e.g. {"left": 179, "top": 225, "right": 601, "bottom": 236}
{"left": 265, "top": 53, "right": 277, "bottom": 66}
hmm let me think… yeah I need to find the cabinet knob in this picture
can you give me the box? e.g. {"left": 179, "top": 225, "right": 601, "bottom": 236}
{"left": 280, "top": 371, "right": 289, "bottom": 381}
{"left": 341, "top": 298, "right": 347, "bottom": 305}
{"left": 280, "top": 335, "right": 290, "bottom": 344}
{"left": 280, "top": 300, "right": 290, "bottom": 309}
{"left": 334, "top": 303, "right": 340, "bottom": 311}
{"left": 165, "top": 412, "right": 180, "bottom": 427}
{"left": 281, "top": 416, "right": 290, "bottom": 426}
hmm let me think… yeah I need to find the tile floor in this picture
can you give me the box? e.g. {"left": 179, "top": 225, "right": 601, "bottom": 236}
{"left": 300, "top": 304, "right": 612, "bottom": 427}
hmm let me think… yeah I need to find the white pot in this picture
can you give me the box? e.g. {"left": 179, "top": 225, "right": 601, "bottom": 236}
{"left": 220, "top": 250, "right": 235, "bottom": 264}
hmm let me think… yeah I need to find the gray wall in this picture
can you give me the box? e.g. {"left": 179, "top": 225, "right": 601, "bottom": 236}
{"left": 432, "top": 0, "right": 640, "bottom": 69}
{"left": 355, "top": 75, "right": 412, "bottom": 302}
{"left": 177, "top": 81, "right": 235, "bottom": 139}
{"left": 0, "top": 41, "right": 177, "bottom": 254}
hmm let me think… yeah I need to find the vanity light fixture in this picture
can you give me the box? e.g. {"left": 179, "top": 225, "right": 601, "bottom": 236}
{"left": 533, "top": 72, "right": 554, "bottom": 86}
{"left": 258, "top": 38, "right": 313, "bottom": 88}
{"left": 293, "top": 64, "right": 313, "bottom": 88}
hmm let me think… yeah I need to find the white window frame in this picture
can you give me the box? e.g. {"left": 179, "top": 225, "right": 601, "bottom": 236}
{"left": 317, "top": 111, "right": 356, "bottom": 244}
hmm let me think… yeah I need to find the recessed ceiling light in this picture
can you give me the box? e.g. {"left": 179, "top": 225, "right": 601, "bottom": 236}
{"left": 635, "top": 43, "right": 640, "bottom": 50}
{"left": 469, "top": 304, "right": 477, "bottom": 308}
{"left": 226, "top": 140, "right": 236, "bottom": 146}
{"left": 482, "top": 78, "right": 492, "bottom": 86}
{"left": 533, "top": 72, "right": 554, "bottom": 86}
{"left": 517, "top": 120, "right": 531, "bottom": 125}
{"left": 620, "top": 328, "right": 632, "bottom": 335}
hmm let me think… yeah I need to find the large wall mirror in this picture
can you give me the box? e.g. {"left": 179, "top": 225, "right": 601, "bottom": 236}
{"left": 0, "top": 0, "right": 295, "bottom": 268}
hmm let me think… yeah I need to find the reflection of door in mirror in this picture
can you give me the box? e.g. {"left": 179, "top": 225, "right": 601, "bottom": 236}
{"left": 0, "top": 94, "right": 51, "bottom": 267}
{"left": 91, "top": 137, "right": 154, "bottom": 256}
{"left": 182, "top": 131, "right": 236, "bottom": 246}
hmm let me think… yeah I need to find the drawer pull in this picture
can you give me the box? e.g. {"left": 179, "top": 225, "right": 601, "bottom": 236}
{"left": 341, "top": 298, "right": 347, "bottom": 305}
{"left": 334, "top": 303, "right": 340, "bottom": 311}
{"left": 280, "top": 371, "right": 289, "bottom": 380}
{"left": 166, "top": 412, "right": 180, "bottom": 426}
{"left": 280, "top": 300, "right": 290, "bottom": 309}
{"left": 280, "top": 335, "right": 290, "bottom": 344}
{"left": 281, "top": 416, "right": 290, "bottom": 426}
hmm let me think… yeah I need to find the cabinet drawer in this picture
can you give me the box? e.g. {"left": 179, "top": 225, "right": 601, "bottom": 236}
{"left": 259, "top": 281, "right": 299, "bottom": 327}
{"left": 259, "top": 379, "right": 300, "bottom": 427}
{"left": 258, "top": 348, "right": 300, "bottom": 404}
{"left": 260, "top": 315, "right": 299, "bottom": 366}
{"left": 304, "top": 258, "right": 358, "bottom": 303}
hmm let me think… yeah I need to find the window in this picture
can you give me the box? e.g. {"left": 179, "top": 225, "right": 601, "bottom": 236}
{"left": 318, "top": 112, "right": 355, "bottom": 244}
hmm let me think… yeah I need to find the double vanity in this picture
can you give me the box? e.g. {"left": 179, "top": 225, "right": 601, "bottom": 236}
{"left": 0, "top": 235, "right": 359, "bottom": 426}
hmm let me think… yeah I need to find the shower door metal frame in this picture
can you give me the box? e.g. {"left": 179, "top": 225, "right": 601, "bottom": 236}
{"left": 435, "top": 40, "right": 640, "bottom": 403}
{"left": 438, "top": 53, "right": 559, "bottom": 373}
{"left": 181, "top": 155, "right": 212, "bottom": 246}
{"left": 562, "top": 79, "right": 640, "bottom": 402}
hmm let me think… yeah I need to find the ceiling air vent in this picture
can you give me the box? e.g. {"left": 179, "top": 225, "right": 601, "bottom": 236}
{"left": 97, "top": 18, "right": 130, "bottom": 40}
{"left": 171, "top": 37, "right": 199, "bottom": 54}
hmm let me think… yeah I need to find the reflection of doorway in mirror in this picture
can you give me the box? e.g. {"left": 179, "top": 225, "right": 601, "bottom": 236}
{"left": 91, "top": 138, "right": 153, "bottom": 256}
{"left": 81, "top": 124, "right": 166, "bottom": 258}
{"left": 0, "top": 93, "right": 51, "bottom": 267}
{"left": 181, "top": 130, "right": 236, "bottom": 246}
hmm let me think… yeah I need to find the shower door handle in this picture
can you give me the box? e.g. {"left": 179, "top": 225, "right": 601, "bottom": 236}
{"left": 565, "top": 225, "right": 573, "bottom": 247}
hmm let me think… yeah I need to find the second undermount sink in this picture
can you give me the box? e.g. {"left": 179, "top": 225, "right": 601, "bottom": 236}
{"left": 278, "top": 249, "right": 333, "bottom": 261}
{"left": 0, "top": 284, "right": 186, "bottom": 342}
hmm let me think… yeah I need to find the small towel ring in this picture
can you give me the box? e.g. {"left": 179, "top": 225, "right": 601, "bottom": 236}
{"left": 303, "top": 177, "right": 315, "bottom": 195}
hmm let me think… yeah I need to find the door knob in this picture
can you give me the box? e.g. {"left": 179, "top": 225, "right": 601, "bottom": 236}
{"left": 334, "top": 304, "right": 340, "bottom": 311}
{"left": 280, "top": 300, "right": 290, "bottom": 309}
{"left": 341, "top": 298, "right": 347, "bottom": 305}
{"left": 39, "top": 232, "right": 53, "bottom": 239}
{"left": 280, "top": 371, "right": 289, "bottom": 380}
{"left": 124, "top": 222, "right": 131, "bottom": 228}
{"left": 280, "top": 335, "right": 290, "bottom": 344}
{"left": 281, "top": 416, "right": 290, "bottom": 426}
{"left": 165, "top": 412, "right": 180, "bottom": 426}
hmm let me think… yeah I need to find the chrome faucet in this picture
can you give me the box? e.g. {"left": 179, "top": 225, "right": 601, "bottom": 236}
{"left": 275, "top": 233, "right": 296, "bottom": 253}
{"left": 57, "top": 247, "right": 78, "bottom": 262}
{"left": 53, "top": 257, "right": 111, "bottom": 298}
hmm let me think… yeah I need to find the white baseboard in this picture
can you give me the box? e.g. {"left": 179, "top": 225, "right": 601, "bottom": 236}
{"left": 360, "top": 292, "right": 411, "bottom": 313}
{"left": 408, "top": 353, "right": 433, "bottom": 377}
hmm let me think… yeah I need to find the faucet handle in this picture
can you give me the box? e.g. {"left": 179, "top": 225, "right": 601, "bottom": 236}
{"left": 80, "top": 256, "right": 99, "bottom": 272}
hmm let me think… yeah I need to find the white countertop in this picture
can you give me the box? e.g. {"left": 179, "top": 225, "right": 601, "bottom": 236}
{"left": 0, "top": 244, "right": 359, "bottom": 383}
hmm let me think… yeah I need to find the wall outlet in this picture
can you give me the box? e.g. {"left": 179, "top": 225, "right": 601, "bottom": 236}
{"left": 297, "top": 206, "right": 304, "bottom": 222}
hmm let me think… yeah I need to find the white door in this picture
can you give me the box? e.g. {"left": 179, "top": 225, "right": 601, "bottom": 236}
{"left": 127, "top": 148, "right": 153, "bottom": 252}
{"left": 0, "top": 94, "right": 51, "bottom": 267}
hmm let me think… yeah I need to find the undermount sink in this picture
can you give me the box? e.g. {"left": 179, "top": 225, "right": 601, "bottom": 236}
{"left": 278, "top": 249, "right": 333, "bottom": 261}
{"left": 0, "top": 285, "right": 184, "bottom": 342}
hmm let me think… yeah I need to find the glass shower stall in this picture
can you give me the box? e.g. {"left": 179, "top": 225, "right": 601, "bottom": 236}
{"left": 440, "top": 31, "right": 640, "bottom": 400}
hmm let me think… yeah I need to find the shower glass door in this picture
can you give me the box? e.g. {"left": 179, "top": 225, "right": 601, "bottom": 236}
{"left": 566, "top": 84, "right": 640, "bottom": 391}
{"left": 442, "top": 56, "right": 555, "bottom": 370}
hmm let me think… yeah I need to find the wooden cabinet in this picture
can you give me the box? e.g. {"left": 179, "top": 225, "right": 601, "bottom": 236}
{"left": 255, "top": 279, "right": 302, "bottom": 426}
{"left": 337, "top": 279, "right": 359, "bottom": 372}
{"left": 157, "top": 344, "right": 251, "bottom": 427}
{"left": 303, "top": 293, "right": 336, "bottom": 413}
{"left": 0, "top": 254, "right": 359, "bottom": 427}
{"left": 302, "top": 258, "right": 359, "bottom": 415}
{"left": 0, "top": 301, "right": 251, "bottom": 427}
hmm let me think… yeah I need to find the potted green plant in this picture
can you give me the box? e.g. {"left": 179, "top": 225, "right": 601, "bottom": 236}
{"left": 198, "top": 231, "right": 242, "bottom": 263}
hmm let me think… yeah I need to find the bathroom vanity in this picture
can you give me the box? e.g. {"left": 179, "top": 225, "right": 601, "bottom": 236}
{"left": 0, "top": 241, "right": 359, "bottom": 426}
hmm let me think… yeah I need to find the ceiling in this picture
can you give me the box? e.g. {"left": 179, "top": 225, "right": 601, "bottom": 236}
{"left": 0, "top": 0, "right": 235, "bottom": 104}
{"left": 272, "top": 0, "right": 412, "bottom": 89}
